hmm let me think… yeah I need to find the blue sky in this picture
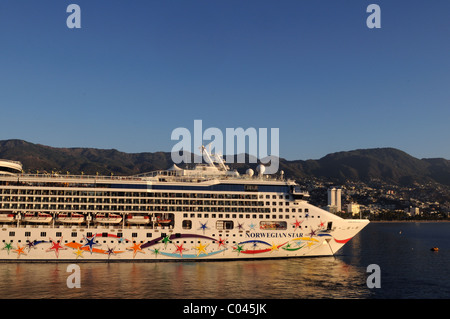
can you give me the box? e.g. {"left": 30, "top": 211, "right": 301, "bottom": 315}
{"left": 0, "top": 0, "right": 449, "bottom": 160}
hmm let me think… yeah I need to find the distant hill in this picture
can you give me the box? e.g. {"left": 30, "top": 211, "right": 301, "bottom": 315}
{"left": 1, "top": 139, "right": 450, "bottom": 187}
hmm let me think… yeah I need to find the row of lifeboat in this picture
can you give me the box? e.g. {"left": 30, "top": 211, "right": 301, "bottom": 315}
{"left": 0, "top": 212, "right": 172, "bottom": 225}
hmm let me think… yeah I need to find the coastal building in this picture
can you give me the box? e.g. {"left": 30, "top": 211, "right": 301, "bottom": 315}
{"left": 327, "top": 187, "right": 342, "bottom": 213}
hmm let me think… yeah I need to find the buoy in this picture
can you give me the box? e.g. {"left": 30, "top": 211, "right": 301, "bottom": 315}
{"left": 430, "top": 247, "right": 439, "bottom": 252}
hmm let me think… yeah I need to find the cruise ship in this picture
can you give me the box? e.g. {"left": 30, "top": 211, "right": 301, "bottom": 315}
{"left": 0, "top": 148, "right": 369, "bottom": 261}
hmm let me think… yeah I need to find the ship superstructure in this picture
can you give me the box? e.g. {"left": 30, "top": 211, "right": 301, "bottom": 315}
{"left": 0, "top": 149, "right": 368, "bottom": 261}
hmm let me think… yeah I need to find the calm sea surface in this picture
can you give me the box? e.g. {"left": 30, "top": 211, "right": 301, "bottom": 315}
{"left": 1, "top": 222, "right": 449, "bottom": 299}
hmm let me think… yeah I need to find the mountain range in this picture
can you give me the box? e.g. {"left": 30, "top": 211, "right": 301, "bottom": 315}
{"left": 1, "top": 139, "right": 450, "bottom": 187}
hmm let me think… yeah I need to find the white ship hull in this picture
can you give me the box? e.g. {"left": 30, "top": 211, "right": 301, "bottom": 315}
{"left": 0, "top": 212, "right": 368, "bottom": 261}
{"left": 0, "top": 155, "right": 369, "bottom": 262}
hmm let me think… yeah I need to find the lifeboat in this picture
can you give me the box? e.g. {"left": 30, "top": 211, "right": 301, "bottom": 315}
{"left": 153, "top": 214, "right": 172, "bottom": 224}
{"left": 156, "top": 217, "right": 172, "bottom": 224}
{"left": 94, "top": 213, "right": 122, "bottom": 224}
{"left": 0, "top": 213, "right": 15, "bottom": 223}
{"left": 57, "top": 212, "right": 85, "bottom": 224}
{"left": 22, "top": 212, "right": 52, "bottom": 223}
{"left": 126, "top": 214, "right": 150, "bottom": 225}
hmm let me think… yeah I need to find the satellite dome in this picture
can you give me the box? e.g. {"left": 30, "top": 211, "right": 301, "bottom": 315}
{"left": 246, "top": 168, "right": 254, "bottom": 177}
{"left": 256, "top": 164, "right": 265, "bottom": 175}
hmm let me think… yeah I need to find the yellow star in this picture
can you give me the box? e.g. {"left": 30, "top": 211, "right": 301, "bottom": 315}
{"left": 194, "top": 242, "right": 209, "bottom": 256}
{"left": 306, "top": 241, "right": 315, "bottom": 248}
{"left": 74, "top": 248, "right": 84, "bottom": 259}
{"left": 270, "top": 243, "right": 279, "bottom": 251}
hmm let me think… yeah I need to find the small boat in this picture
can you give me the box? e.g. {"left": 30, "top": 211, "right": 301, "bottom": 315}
{"left": 126, "top": 214, "right": 150, "bottom": 224}
{"left": 22, "top": 212, "right": 52, "bottom": 223}
{"left": 0, "top": 213, "right": 15, "bottom": 223}
{"left": 153, "top": 214, "right": 172, "bottom": 224}
{"left": 431, "top": 247, "right": 439, "bottom": 252}
{"left": 94, "top": 213, "right": 122, "bottom": 224}
{"left": 57, "top": 212, "right": 85, "bottom": 224}
{"left": 156, "top": 218, "right": 172, "bottom": 224}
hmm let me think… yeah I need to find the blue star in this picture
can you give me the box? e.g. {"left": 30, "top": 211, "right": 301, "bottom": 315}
{"left": 248, "top": 222, "right": 256, "bottom": 231}
{"left": 199, "top": 221, "right": 209, "bottom": 233}
{"left": 81, "top": 235, "right": 99, "bottom": 253}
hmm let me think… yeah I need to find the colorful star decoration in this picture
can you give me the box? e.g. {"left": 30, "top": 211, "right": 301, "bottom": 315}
{"left": 74, "top": 248, "right": 84, "bottom": 259}
{"left": 216, "top": 237, "right": 227, "bottom": 248}
{"left": 81, "top": 235, "right": 99, "bottom": 253}
{"left": 127, "top": 243, "right": 144, "bottom": 258}
{"left": 105, "top": 246, "right": 116, "bottom": 258}
{"left": 292, "top": 219, "right": 303, "bottom": 230}
{"left": 161, "top": 235, "right": 171, "bottom": 247}
{"left": 233, "top": 244, "right": 244, "bottom": 255}
{"left": 194, "top": 242, "right": 209, "bottom": 256}
{"left": 13, "top": 245, "right": 27, "bottom": 258}
{"left": 173, "top": 243, "right": 187, "bottom": 257}
{"left": 47, "top": 237, "right": 67, "bottom": 258}
{"left": 198, "top": 222, "right": 209, "bottom": 233}
{"left": 2, "top": 242, "right": 13, "bottom": 255}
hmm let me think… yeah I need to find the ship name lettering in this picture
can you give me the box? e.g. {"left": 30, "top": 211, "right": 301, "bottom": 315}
{"left": 245, "top": 232, "right": 303, "bottom": 238}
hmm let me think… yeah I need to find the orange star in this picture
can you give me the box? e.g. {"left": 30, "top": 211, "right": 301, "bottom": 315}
{"left": 127, "top": 242, "right": 144, "bottom": 258}
{"left": 13, "top": 245, "right": 27, "bottom": 258}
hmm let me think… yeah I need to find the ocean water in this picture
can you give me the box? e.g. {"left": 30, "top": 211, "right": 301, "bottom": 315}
{"left": 0, "top": 222, "right": 449, "bottom": 300}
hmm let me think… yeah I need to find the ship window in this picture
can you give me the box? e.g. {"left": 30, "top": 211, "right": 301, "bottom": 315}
{"left": 132, "top": 233, "right": 138, "bottom": 238}
{"left": 71, "top": 232, "right": 77, "bottom": 237}
{"left": 216, "top": 220, "right": 234, "bottom": 230}
{"left": 182, "top": 220, "right": 192, "bottom": 230}
{"left": 41, "top": 232, "right": 46, "bottom": 237}
{"left": 9, "top": 231, "right": 15, "bottom": 237}
{"left": 260, "top": 221, "right": 287, "bottom": 230}
{"left": 56, "top": 232, "right": 62, "bottom": 237}
{"left": 25, "top": 232, "right": 31, "bottom": 237}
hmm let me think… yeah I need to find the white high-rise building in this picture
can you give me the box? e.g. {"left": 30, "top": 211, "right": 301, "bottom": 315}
{"left": 327, "top": 187, "right": 342, "bottom": 212}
